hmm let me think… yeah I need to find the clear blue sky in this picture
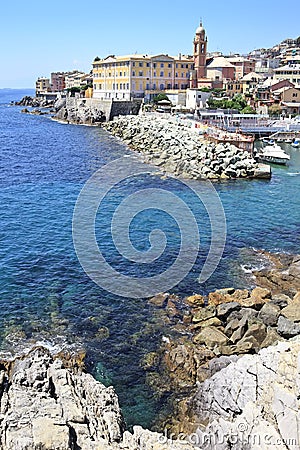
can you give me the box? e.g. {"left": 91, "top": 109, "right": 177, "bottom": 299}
{"left": 1, "top": 0, "right": 299, "bottom": 88}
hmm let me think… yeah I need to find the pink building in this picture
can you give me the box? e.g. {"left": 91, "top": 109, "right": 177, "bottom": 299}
{"left": 51, "top": 72, "right": 66, "bottom": 92}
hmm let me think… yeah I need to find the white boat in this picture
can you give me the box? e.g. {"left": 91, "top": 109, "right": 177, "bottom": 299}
{"left": 291, "top": 139, "right": 299, "bottom": 148}
{"left": 255, "top": 142, "right": 290, "bottom": 165}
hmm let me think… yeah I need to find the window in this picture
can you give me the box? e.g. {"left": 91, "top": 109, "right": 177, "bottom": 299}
{"left": 168, "top": 63, "right": 172, "bottom": 68}
{"left": 126, "top": 83, "right": 129, "bottom": 89}
{"left": 293, "top": 92, "right": 298, "bottom": 97}
{"left": 160, "top": 83, "right": 164, "bottom": 90}
{"left": 132, "top": 62, "right": 135, "bottom": 66}
{"left": 146, "top": 62, "right": 150, "bottom": 67}
{"left": 120, "top": 72, "right": 122, "bottom": 77}
{"left": 132, "top": 71, "right": 135, "bottom": 76}
{"left": 176, "top": 64, "right": 178, "bottom": 68}
{"left": 175, "top": 73, "right": 178, "bottom": 77}
{"left": 181, "top": 73, "right": 184, "bottom": 77}
{"left": 168, "top": 72, "right": 171, "bottom": 77}
{"left": 154, "top": 71, "right": 156, "bottom": 77}
{"left": 160, "top": 71, "right": 164, "bottom": 77}
{"left": 139, "top": 71, "right": 143, "bottom": 76}
{"left": 93, "top": 84, "right": 96, "bottom": 89}
{"left": 139, "top": 62, "right": 143, "bottom": 67}
{"left": 153, "top": 63, "right": 157, "bottom": 68}
{"left": 160, "top": 63, "right": 164, "bottom": 68}
{"left": 146, "top": 83, "right": 150, "bottom": 90}
{"left": 108, "top": 73, "right": 111, "bottom": 77}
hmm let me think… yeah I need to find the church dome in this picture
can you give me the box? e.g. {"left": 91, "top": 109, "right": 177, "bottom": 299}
{"left": 196, "top": 22, "right": 205, "bottom": 34}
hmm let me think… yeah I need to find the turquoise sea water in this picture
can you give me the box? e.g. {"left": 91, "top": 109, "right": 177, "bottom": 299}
{"left": 1, "top": 89, "right": 300, "bottom": 428}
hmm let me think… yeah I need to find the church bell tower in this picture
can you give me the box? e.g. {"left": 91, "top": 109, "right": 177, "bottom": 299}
{"left": 191, "top": 21, "right": 207, "bottom": 88}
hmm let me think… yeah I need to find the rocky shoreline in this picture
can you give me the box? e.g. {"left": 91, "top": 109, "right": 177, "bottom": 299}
{"left": 138, "top": 250, "right": 300, "bottom": 439}
{"left": 0, "top": 251, "right": 299, "bottom": 449}
{"left": 15, "top": 96, "right": 270, "bottom": 181}
{"left": 102, "top": 115, "right": 270, "bottom": 180}
{"left": 14, "top": 95, "right": 56, "bottom": 109}
{"left": 0, "top": 346, "right": 194, "bottom": 450}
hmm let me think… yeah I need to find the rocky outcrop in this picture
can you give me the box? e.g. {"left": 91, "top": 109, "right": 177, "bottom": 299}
{"left": 102, "top": 115, "right": 268, "bottom": 180}
{"left": 54, "top": 97, "right": 142, "bottom": 125}
{"left": 253, "top": 251, "right": 300, "bottom": 297}
{"left": 15, "top": 96, "right": 55, "bottom": 108}
{"left": 0, "top": 347, "right": 194, "bottom": 450}
{"left": 55, "top": 98, "right": 106, "bottom": 124}
{"left": 143, "top": 286, "right": 300, "bottom": 434}
{"left": 192, "top": 337, "right": 300, "bottom": 449}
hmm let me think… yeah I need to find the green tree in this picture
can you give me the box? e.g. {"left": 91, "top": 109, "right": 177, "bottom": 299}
{"left": 152, "top": 93, "right": 170, "bottom": 103}
{"left": 241, "top": 105, "right": 256, "bottom": 114}
{"left": 268, "top": 104, "right": 282, "bottom": 117}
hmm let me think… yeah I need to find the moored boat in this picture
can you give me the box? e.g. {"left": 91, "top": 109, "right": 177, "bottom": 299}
{"left": 255, "top": 142, "right": 290, "bottom": 165}
{"left": 291, "top": 139, "right": 299, "bottom": 148}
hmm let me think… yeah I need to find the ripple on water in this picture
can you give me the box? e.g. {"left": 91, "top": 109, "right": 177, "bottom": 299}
{"left": 1, "top": 91, "right": 300, "bottom": 429}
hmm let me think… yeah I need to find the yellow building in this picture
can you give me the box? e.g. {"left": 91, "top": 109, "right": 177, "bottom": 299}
{"left": 35, "top": 77, "right": 51, "bottom": 96}
{"left": 92, "top": 54, "right": 194, "bottom": 100}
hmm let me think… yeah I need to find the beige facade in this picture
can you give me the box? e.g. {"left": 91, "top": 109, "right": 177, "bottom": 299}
{"left": 227, "top": 57, "right": 256, "bottom": 80}
{"left": 65, "top": 71, "right": 86, "bottom": 89}
{"left": 274, "top": 64, "right": 300, "bottom": 85}
{"left": 280, "top": 87, "right": 300, "bottom": 103}
{"left": 35, "top": 77, "right": 51, "bottom": 95}
{"left": 92, "top": 54, "right": 193, "bottom": 100}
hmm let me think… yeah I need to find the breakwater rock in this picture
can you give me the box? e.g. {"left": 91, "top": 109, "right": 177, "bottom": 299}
{"left": 103, "top": 115, "right": 269, "bottom": 180}
{"left": 0, "top": 346, "right": 194, "bottom": 450}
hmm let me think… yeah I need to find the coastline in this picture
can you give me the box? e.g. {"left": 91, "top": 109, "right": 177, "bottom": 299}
{"left": 1, "top": 250, "right": 300, "bottom": 448}
{"left": 3, "top": 93, "right": 300, "bottom": 448}
{"left": 102, "top": 114, "right": 271, "bottom": 180}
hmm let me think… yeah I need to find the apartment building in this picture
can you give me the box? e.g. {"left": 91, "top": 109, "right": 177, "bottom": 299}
{"left": 274, "top": 64, "right": 300, "bottom": 85}
{"left": 92, "top": 54, "right": 194, "bottom": 100}
{"left": 51, "top": 72, "right": 66, "bottom": 92}
{"left": 35, "top": 77, "right": 51, "bottom": 95}
{"left": 227, "top": 57, "right": 256, "bottom": 80}
{"left": 65, "top": 71, "right": 86, "bottom": 89}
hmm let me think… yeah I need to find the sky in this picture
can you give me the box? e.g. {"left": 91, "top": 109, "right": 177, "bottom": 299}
{"left": 0, "top": 0, "right": 299, "bottom": 88}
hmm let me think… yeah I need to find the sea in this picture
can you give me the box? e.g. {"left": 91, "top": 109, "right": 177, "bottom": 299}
{"left": 1, "top": 88, "right": 300, "bottom": 428}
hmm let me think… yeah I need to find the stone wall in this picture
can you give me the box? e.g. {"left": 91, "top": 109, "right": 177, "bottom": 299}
{"left": 54, "top": 97, "right": 142, "bottom": 124}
